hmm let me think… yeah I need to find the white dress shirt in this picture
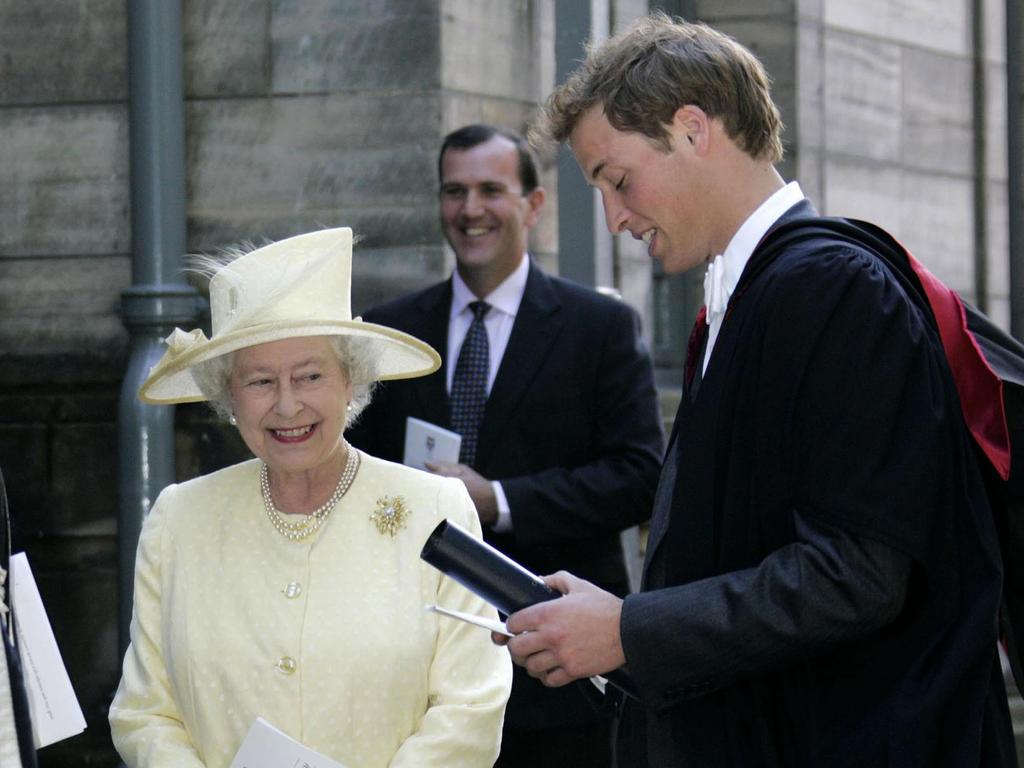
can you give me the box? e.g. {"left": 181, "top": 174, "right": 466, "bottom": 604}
{"left": 446, "top": 255, "right": 529, "bottom": 394}
{"left": 703, "top": 182, "right": 805, "bottom": 374}
{"left": 446, "top": 255, "right": 531, "bottom": 531}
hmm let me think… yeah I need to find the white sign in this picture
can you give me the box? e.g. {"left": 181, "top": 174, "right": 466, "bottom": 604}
{"left": 10, "top": 552, "right": 86, "bottom": 748}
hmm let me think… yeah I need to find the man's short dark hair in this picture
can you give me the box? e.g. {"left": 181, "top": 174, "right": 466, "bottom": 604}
{"left": 531, "top": 12, "right": 783, "bottom": 162}
{"left": 438, "top": 124, "right": 540, "bottom": 194}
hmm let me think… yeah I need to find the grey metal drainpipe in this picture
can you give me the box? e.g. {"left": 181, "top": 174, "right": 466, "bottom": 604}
{"left": 972, "top": 0, "right": 988, "bottom": 314}
{"left": 1008, "top": 0, "right": 1023, "bottom": 339}
{"left": 119, "top": 0, "right": 199, "bottom": 655}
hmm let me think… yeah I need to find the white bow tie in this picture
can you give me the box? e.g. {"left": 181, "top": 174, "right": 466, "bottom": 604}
{"left": 703, "top": 255, "right": 730, "bottom": 325}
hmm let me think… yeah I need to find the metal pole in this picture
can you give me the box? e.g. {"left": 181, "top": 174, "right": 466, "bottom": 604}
{"left": 119, "top": 0, "right": 198, "bottom": 654}
{"left": 555, "top": 0, "right": 612, "bottom": 288}
{"left": 972, "top": 0, "right": 988, "bottom": 313}
{"left": 1008, "top": 0, "right": 1024, "bottom": 337}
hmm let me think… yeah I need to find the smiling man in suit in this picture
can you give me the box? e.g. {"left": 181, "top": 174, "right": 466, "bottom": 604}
{"left": 346, "top": 123, "right": 664, "bottom": 767}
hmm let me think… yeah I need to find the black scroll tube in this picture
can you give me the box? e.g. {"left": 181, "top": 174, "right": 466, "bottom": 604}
{"left": 420, "top": 519, "right": 638, "bottom": 699}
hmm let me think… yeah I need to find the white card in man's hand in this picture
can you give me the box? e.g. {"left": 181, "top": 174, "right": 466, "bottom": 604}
{"left": 425, "top": 604, "right": 514, "bottom": 637}
{"left": 404, "top": 417, "right": 461, "bottom": 470}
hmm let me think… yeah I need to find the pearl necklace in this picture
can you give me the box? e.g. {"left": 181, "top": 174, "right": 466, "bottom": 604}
{"left": 260, "top": 445, "right": 360, "bottom": 541}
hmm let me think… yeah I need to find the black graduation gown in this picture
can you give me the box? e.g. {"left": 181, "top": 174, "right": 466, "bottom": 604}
{"left": 618, "top": 203, "right": 1012, "bottom": 767}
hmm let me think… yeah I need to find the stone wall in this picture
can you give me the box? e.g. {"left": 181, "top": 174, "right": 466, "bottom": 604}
{"left": 1, "top": 2, "right": 128, "bottom": 764}
{"left": 0, "top": 2, "right": 559, "bottom": 764}
{"left": 695, "top": 0, "right": 1011, "bottom": 325}
{"left": 0, "top": 1, "right": 1018, "bottom": 764}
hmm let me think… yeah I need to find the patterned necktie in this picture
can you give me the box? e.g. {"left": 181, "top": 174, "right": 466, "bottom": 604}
{"left": 450, "top": 301, "right": 491, "bottom": 465}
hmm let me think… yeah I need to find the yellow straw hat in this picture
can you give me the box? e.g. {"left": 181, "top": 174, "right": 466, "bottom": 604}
{"left": 138, "top": 227, "right": 440, "bottom": 404}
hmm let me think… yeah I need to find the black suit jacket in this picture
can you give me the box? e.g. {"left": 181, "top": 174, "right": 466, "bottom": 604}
{"left": 348, "top": 261, "right": 664, "bottom": 729}
{"left": 617, "top": 202, "right": 1011, "bottom": 766}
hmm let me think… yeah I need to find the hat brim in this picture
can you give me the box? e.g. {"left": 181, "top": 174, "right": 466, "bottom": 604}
{"left": 138, "top": 319, "right": 441, "bottom": 405}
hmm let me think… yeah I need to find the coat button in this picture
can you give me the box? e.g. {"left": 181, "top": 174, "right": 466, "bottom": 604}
{"left": 276, "top": 656, "right": 297, "bottom": 675}
{"left": 283, "top": 581, "right": 302, "bottom": 599}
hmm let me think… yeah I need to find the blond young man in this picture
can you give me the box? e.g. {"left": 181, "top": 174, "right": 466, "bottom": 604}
{"left": 501, "top": 14, "right": 1016, "bottom": 767}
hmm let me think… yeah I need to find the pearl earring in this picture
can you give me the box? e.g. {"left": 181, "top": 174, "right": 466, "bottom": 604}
{"left": 229, "top": 414, "right": 237, "bottom": 425}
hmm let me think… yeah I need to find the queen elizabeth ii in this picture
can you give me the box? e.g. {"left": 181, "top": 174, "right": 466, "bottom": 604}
{"left": 108, "top": 228, "right": 511, "bottom": 767}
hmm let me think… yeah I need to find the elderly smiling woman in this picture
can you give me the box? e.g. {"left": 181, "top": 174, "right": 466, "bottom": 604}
{"left": 108, "top": 229, "right": 511, "bottom": 768}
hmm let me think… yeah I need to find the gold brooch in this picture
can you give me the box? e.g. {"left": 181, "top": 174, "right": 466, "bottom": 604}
{"left": 371, "top": 496, "right": 411, "bottom": 537}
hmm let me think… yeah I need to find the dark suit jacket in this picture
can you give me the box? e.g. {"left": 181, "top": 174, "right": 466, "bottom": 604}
{"left": 348, "top": 261, "right": 664, "bottom": 730}
{"left": 616, "top": 202, "right": 1012, "bottom": 767}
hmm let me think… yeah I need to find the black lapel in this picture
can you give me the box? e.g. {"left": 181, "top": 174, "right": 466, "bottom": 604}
{"left": 642, "top": 388, "right": 722, "bottom": 587}
{"left": 408, "top": 280, "right": 455, "bottom": 428}
{"left": 474, "top": 264, "right": 563, "bottom": 466}
{"left": 641, "top": 428, "right": 682, "bottom": 587}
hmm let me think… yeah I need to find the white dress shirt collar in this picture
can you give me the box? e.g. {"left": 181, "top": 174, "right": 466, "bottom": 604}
{"left": 702, "top": 181, "right": 805, "bottom": 373}
{"left": 705, "top": 181, "right": 805, "bottom": 319}
{"left": 450, "top": 255, "right": 530, "bottom": 320}
{"left": 447, "top": 254, "right": 530, "bottom": 396}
